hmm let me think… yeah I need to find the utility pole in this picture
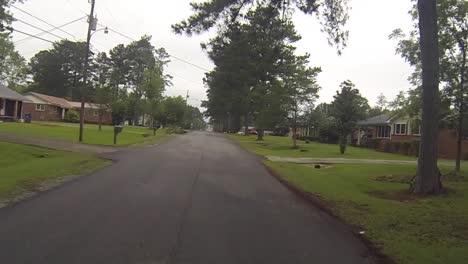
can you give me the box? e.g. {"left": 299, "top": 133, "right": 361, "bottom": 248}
{"left": 79, "top": 0, "right": 96, "bottom": 142}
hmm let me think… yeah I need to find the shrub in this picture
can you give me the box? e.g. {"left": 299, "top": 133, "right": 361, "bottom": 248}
{"left": 400, "top": 142, "right": 411, "bottom": 156}
{"left": 362, "top": 138, "right": 381, "bottom": 150}
{"left": 391, "top": 142, "right": 402, "bottom": 153}
{"left": 297, "top": 136, "right": 318, "bottom": 142}
{"left": 64, "top": 109, "right": 79, "bottom": 123}
{"left": 409, "top": 140, "right": 420, "bottom": 157}
{"left": 383, "top": 141, "right": 392, "bottom": 153}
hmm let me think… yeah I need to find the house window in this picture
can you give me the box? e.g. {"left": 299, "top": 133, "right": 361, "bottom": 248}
{"left": 93, "top": 110, "right": 99, "bottom": 117}
{"left": 414, "top": 126, "right": 421, "bottom": 135}
{"left": 35, "top": 104, "right": 45, "bottom": 111}
{"left": 395, "top": 124, "right": 407, "bottom": 135}
{"left": 55, "top": 106, "right": 61, "bottom": 113}
{"left": 376, "top": 125, "right": 391, "bottom": 138}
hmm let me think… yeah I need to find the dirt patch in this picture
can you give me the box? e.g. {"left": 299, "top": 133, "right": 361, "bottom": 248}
{"left": 303, "top": 163, "right": 334, "bottom": 169}
{"left": 374, "top": 174, "right": 413, "bottom": 184}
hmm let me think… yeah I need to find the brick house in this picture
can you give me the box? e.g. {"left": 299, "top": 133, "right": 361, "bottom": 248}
{"left": 23, "top": 92, "right": 112, "bottom": 125}
{"left": 23, "top": 92, "right": 72, "bottom": 122}
{"left": 355, "top": 114, "right": 468, "bottom": 159}
{"left": 0, "top": 84, "right": 29, "bottom": 121}
{"left": 69, "top": 101, "right": 112, "bottom": 125}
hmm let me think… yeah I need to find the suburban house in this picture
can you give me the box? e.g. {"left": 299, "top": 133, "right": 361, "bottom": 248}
{"left": 23, "top": 92, "right": 72, "bottom": 122}
{"left": 355, "top": 114, "right": 468, "bottom": 159}
{"left": 0, "top": 84, "right": 29, "bottom": 121}
{"left": 68, "top": 101, "right": 112, "bottom": 125}
{"left": 23, "top": 92, "right": 112, "bottom": 125}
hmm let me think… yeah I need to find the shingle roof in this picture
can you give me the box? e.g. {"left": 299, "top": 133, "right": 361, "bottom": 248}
{"left": 69, "top": 101, "right": 100, "bottom": 109}
{"left": 0, "top": 84, "right": 29, "bottom": 101}
{"left": 357, "top": 114, "right": 391, "bottom": 125}
{"left": 27, "top": 92, "right": 73, "bottom": 109}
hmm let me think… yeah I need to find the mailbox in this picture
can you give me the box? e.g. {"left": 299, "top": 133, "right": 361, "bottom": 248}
{"left": 113, "top": 125, "right": 124, "bottom": 145}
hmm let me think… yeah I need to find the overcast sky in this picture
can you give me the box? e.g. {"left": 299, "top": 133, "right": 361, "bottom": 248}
{"left": 10, "top": 0, "right": 415, "bottom": 108}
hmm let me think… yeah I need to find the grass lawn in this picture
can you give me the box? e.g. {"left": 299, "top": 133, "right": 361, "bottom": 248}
{"left": 0, "top": 122, "right": 172, "bottom": 146}
{"left": 229, "top": 134, "right": 415, "bottom": 160}
{"left": 0, "top": 141, "right": 111, "bottom": 200}
{"left": 265, "top": 161, "right": 468, "bottom": 264}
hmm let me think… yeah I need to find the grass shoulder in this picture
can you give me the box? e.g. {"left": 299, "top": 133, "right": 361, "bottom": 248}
{"left": 0, "top": 141, "right": 111, "bottom": 202}
{"left": 229, "top": 134, "right": 414, "bottom": 160}
{"left": 264, "top": 161, "right": 468, "bottom": 264}
{"left": 0, "top": 122, "right": 172, "bottom": 146}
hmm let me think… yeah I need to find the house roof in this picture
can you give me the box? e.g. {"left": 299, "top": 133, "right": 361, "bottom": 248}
{"left": 69, "top": 101, "right": 100, "bottom": 109}
{"left": 26, "top": 92, "right": 73, "bottom": 109}
{"left": 0, "top": 84, "right": 29, "bottom": 102}
{"left": 357, "top": 114, "right": 391, "bottom": 126}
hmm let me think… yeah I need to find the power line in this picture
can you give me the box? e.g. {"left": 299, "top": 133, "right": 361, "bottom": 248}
{"left": 15, "top": 16, "right": 86, "bottom": 44}
{"left": 99, "top": 23, "right": 211, "bottom": 73}
{"left": 10, "top": 5, "right": 78, "bottom": 39}
{"left": 14, "top": 17, "right": 67, "bottom": 41}
{"left": 8, "top": 27, "right": 55, "bottom": 44}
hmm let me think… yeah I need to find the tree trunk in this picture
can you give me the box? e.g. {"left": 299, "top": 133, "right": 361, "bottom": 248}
{"left": 456, "top": 97, "right": 463, "bottom": 172}
{"left": 411, "top": 0, "right": 442, "bottom": 194}
{"left": 244, "top": 113, "right": 249, "bottom": 136}
{"left": 292, "top": 108, "right": 298, "bottom": 149}
{"left": 98, "top": 113, "right": 102, "bottom": 131}
{"left": 455, "top": 43, "right": 466, "bottom": 173}
{"left": 339, "top": 134, "right": 347, "bottom": 154}
{"left": 257, "top": 128, "right": 264, "bottom": 141}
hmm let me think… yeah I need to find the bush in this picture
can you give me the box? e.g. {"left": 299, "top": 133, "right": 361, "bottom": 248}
{"left": 400, "top": 142, "right": 411, "bottom": 156}
{"left": 383, "top": 141, "right": 392, "bottom": 153}
{"left": 391, "top": 142, "right": 401, "bottom": 153}
{"left": 297, "top": 135, "right": 318, "bottom": 142}
{"left": 64, "top": 109, "right": 79, "bottom": 123}
{"left": 409, "top": 140, "right": 420, "bottom": 157}
{"left": 362, "top": 138, "right": 381, "bottom": 150}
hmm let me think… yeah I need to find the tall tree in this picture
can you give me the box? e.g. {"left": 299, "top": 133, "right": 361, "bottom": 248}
{"left": 330, "top": 80, "right": 369, "bottom": 154}
{"left": 29, "top": 40, "right": 87, "bottom": 100}
{"left": 173, "top": 0, "right": 349, "bottom": 54}
{"left": 412, "top": 0, "right": 442, "bottom": 194}
{"left": 0, "top": 32, "right": 27, "bottom": 89}
{"left": 283, "top": 56, "right": 321, "bottom": 148}
{"left": 0, "top": 0, "right": 22, "bottom": 32}
{"left": 391, "top": 0, "right": 467, "bottom": 175}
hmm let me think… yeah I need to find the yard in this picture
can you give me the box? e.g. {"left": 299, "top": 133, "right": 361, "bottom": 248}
{"left": 229, "top": 134, "right": 415, "bottom": 160}
{"left": 0, "top": 122, "right": 172, "bottom": 146}
{"left": 0, "top": 141, "right": 111, "bottom": 201}
{"left": 230, "top": 134, "right": 468, "bottom": 264}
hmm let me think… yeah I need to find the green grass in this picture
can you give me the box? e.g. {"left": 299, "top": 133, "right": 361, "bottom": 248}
{"left": 229, "top": 134, "right": 414, "bottom": 160}
{"left": 0, "top": 141, "right": 111, "bottom": 200}
{"left": 265, "top": 161, "right": 468, "bottom": 264}
{"left": 0, "top": 122, "right": 172, "bottom": 146}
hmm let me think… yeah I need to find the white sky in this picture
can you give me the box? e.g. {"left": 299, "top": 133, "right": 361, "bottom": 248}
{"left": 10, "top": 0, "right": 415, "bottom": 108}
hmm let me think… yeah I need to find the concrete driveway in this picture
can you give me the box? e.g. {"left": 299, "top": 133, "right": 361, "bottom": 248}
{"left": 0, "top": 131, "right": 374, "bottom": 264}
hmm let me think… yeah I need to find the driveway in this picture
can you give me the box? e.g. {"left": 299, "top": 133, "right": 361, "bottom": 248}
{"left": 0, "top": 131, "right": 374, "bottom": 264}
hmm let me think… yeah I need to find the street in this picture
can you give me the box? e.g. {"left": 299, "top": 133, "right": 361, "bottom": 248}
{"left": 0, "top": 131, "right": 374, "bottom": 264}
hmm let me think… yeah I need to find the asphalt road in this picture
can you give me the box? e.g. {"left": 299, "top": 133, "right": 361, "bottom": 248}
{"left": 0, "top": 131, "right": 374, "bottom": 264}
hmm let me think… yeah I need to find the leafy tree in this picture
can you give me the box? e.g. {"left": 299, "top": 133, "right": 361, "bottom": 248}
{"left": 183, "top": 105, "right": 206, "bottom": 130}
{"left": 0, "top": 0, "right": 23, "bottom": 33}
{"left": 173, "top": 0, "right": 349, "bottom": 54}
{"left": 0, "top": 32, "right": 27, "bottom": 89}
{"left": 330, "top": 80, "right": 369, "bottom": 154}
{"left": 155, "top": 96, "right": 186, "bottom": 127}
{"left": 283, "top": 55, "right": 321, "bottom": 148}
{"left": 28, "top": 40, "right": 87, "bottom": 100}
{"left": 391, "top": 0, "right": 467, "bottom": 183}
{"left": 413, "top": 0, "right": 442, "bottom": 193}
